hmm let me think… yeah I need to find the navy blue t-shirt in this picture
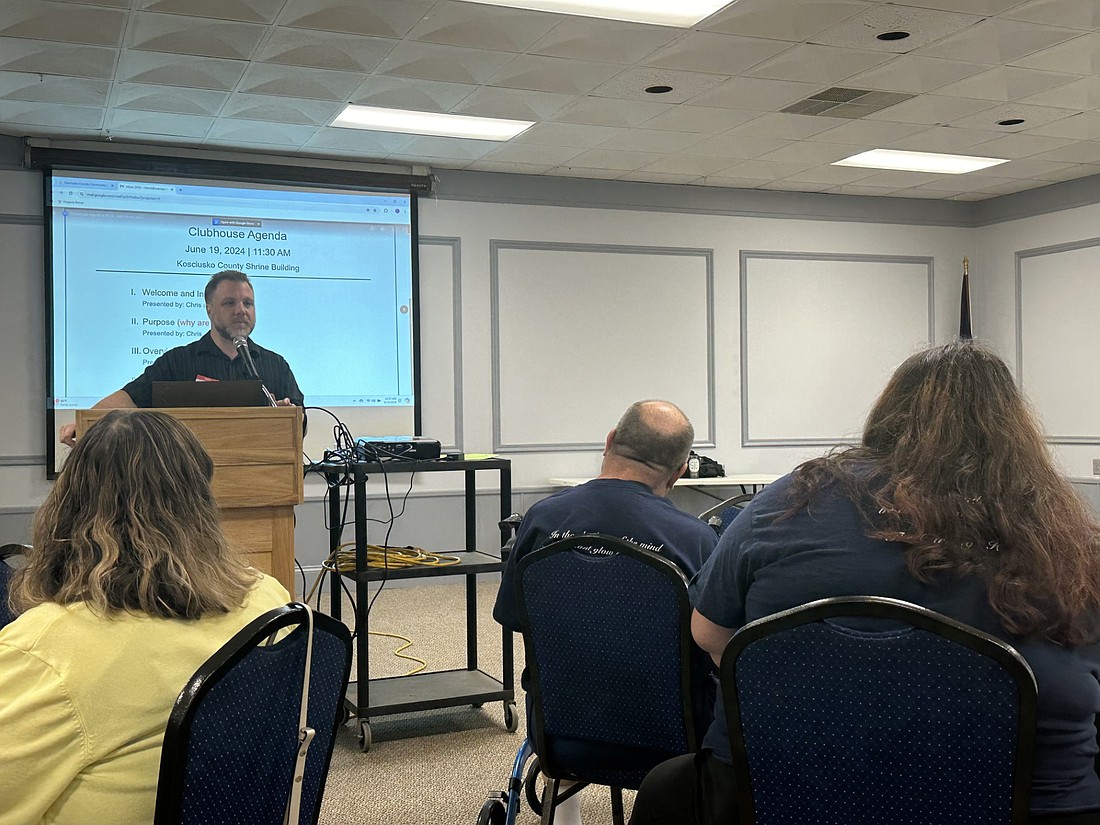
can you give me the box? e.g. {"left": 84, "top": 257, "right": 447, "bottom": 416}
{"left": 694, "top": 472, "right": 1100, "bottom": 815}
{"left": 493, "top": 478, "right": 717, "bottom": 632}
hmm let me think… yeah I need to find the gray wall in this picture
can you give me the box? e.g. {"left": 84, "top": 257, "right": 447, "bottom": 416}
{"left": 5, "top": 136, "right": 1100, "bottom": 586}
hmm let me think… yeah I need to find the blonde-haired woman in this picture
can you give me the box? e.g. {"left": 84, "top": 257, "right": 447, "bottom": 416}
{"left": 0, "top": 410, "right": 290, "bottom": 825}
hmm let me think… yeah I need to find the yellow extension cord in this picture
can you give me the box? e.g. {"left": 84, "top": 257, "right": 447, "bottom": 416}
{"left": 304, "top": 545, "right": 463, "bottom": 676}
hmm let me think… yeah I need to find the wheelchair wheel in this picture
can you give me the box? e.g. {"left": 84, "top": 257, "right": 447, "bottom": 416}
{"left": 524, "top": 757, "right": 543, "bottom": 816}
{"left": 476, "top": 798, "right": 505, "bottom": 825}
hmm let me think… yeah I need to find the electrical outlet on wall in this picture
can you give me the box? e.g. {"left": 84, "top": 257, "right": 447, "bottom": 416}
{"left": 1093, "top": 459, "right": 1100, "bottom": 475}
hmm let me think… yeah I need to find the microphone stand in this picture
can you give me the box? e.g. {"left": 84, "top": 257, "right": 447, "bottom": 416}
{"left": 233, "top": 336, "right": 278, "bottom": 407}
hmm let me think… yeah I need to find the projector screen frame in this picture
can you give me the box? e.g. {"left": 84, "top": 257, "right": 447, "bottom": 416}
{"left": 33, "top": 146, "right": 428, "bottom": 478}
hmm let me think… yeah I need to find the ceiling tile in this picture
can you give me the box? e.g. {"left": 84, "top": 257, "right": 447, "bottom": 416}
{"left": 825, "top": 183, "right": 904, "bottom": 195}
{"left": 236, "top": 63, "right": 365, "bottom": 100}
{"left": 205, "top": 119, "right": 316, "bottom": 145}
{"left": 486, "top": 54, "right": 624, "bottom": 95}
{"left": 701, "top": 0, "right": 871, "bottom": 43}
{"left": 915, "top": 19, "right": 1079, "bottom": 64}
{"left": 755, "top": 141, "right": 859, "bottom": 164}
{"left": 257, "top": 27, "right": 395, "bottom": 73}
{"left": 949, "top": 102, "right": 1080, "bottom": 132}
{"left": 1015, "top": 77, "right": 1100, "bottom": 111}
{"left": 510, "top": 121, "right": 624, "bottom": 148}
{"left": 688, "top": 134, "right": 792, "bottom": 159}
{"left": 638, "top": 105, "right": 760, "bottom": 134}
{"left": 398, "top": 135, "right": 507, "bottom": 161}
{"left": 758, "top": 180, "right": 834, "bottom": 192}
{"left": 278, "top": 0, "right": 433, "bottom": 38}
{"left": 349, "top": 75, "right": 476, "bottom": 113}
{"left": 114, "top": 82, "right": 228, "bottom": 115}
{"left": 863, "top": 94, "right": 995, "bottom": 125}
{"left": 807, "top": 118, "right": 928, "bottom": 146}
{"left": 528, "top": 18, "right": 677, "bottom": 64}
{"left": 595, "top": 128, "right": 706, "bottom": 153}
{"left": 127, "top": 12, "right": 267, "bottom": 59}
{"left": 1012, "top": 33, "right": 1100, "bottom": 75}
{"left": 866, "top": 0, "right": 1023, "bottom": 16}
{"left": 137, "top": 0, "right": 284, "bottom": 24}
{"left": 0, "top": 0, "right": 125, "bottom": 47}
{"left": 553, "top": 97, "right": 674, "bottom": 128}
{"left": 716, "top": 159, "right": 812, "bottom": 179}
{"left": 811, "top": 5, "right": 982, "bottom": 53}
{"left": 642, "top": 32, "right": 791, "bottom": 76}
{"left": 842, "top": 56, "right": 993, "bottom": 95}
{"left": 687, "top": 77, "right": 820, "bottom": 111}
{"left": 618, "top": 171, "right": 702, "bottom": 185}
{"left": 561, "top": 148, "right": 664, "bottom": 171}
{"left": 780, "top": 164, "right": 879, "bottom": 184}
{"left": 0, "top": 100, "right": 103, "bottom": 128}
{"left": 1003, "top": 0, "right": 1100, "bottom": 31}
{"left": 0, "top": 36, "right": 117, "bottom": 78}
{"left": 746, "top": 44, "right": 892, "bottom": 85}
{"left": 116, "top": 49, "right": 246, "bottom": 90}
{"left": 1031, "top": 141, "right": 1100, "bottom": 163}
{"left": 1022, "top": 111, "right": 1100, "bottom": 140}
{"left": 302, "top": 126, "right": 412, "bottom": 153}
{"left": 378, "top": 41, "right": 518, "bottom": 84}
{"left": 52, "top": 0, "right": 130, "bottom": 7}
{"left": 993, "top": 157, "right": 1082, "bottom": 179}
{"left": 464, "top": 160, "right": 555, "bottom": 175}
{"left": 886, "top": 125, "right": 1010, "bottom": 152}
{"left": 0, "top": 72, "right": 109, "bottom": 105}
{"left": 726, "top": 112, "right": 846, "bottom": 140}
{"left": 106, "top": 109, "right": 212, "bottom": 137}
{"left": 481, "top": 142, "right": 584, "bottom": 165}
{"left": 450, "top": 86, "right": 574, "bottom": 120}
{"left": 637, "top": 154, "right": 740, "bottom": 176}
{"left": 406, "top": 1, "right": 559, "bottom": 52}
{"left": 848, "top": 169, "right": 950, "bottom": 187}
{"left": 589, "top": 67, "right": 728, "bottom": 104}
{"left": 934, "top": 66, "right": 1079, "bottom": 102}
{"left": 221, "top": 93, "right": 341, "bottom": 125}
{"left": 695, "top": 175, "right": 768, "bottom": 187}
{"left": 967, "top": 132, "right": 1075, "bottom": 159}
{"left": 546, "top": 166, "right": 625, "bottom": 180}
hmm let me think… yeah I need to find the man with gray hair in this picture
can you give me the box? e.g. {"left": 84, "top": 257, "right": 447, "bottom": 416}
{"left": 493, "top": 400, "right": 718, "bottom": 825}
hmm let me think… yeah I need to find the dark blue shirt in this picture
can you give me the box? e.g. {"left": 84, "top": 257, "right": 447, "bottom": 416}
{"left": 121, "top": 332, "right": 303, "bottom": 408}
{"left": 694, "top": 472, "right": 1100, "bottom": 815}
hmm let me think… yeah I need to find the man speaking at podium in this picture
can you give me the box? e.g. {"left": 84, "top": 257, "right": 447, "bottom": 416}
{"left": 60, "top": 270, "right": 303, "bottom": 447}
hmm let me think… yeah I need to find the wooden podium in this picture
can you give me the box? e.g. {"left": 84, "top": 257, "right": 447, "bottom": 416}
{"left": 76, "top": 407, "right": 303, "bottom": 593}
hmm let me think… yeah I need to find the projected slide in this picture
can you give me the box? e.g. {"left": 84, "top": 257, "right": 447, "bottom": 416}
{"left": 49, "top": 173, "right": 415, "bottom": 408}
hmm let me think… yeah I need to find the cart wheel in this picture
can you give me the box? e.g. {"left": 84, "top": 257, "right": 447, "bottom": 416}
{"left": 357, "top": 720, "right": 372, "bottom": 753}
{"left": 339, "top": 705, "right": 351, "bottom": 726}
{"left": 476, "top": 798, "right": 506, "bottom": 825}
{"left": 524, "top": 758, "right": 543, "bottom": 816}
{"left": 503, "top": 700, "right": 519, "bottom": 732}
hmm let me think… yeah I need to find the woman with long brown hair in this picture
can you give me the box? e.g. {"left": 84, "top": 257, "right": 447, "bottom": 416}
{"left": 0, "top": 410, "right": 290, "bottom": 825}
{"left": 631, "top": 340, "right": 1100, "bottom": 825}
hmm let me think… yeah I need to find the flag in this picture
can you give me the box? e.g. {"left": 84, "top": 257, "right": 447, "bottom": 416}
{"left": 960, "top": 256, "right": 973, "bottom": 340}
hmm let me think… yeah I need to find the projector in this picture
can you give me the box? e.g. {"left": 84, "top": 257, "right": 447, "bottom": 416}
{"left": 355, "top": 436, "right": 441, "bottom": 461}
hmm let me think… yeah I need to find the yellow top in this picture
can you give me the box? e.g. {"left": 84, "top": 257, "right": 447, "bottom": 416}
{"left": 0, "top": 574, "right": 291, "bottom": 825}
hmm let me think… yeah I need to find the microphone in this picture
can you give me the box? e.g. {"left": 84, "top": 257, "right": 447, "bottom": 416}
{"left": 232, "top": 336, "right": 260, "bottom": 379}
{"left": 233, "top": 336, "right": 278, "bottom": 407}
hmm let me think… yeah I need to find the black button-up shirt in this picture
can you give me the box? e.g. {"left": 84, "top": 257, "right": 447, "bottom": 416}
{"left": 122, "top": 332, "right": 303, "bottom": 408}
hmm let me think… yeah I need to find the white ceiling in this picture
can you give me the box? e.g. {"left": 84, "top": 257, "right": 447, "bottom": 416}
{"left": 3, "top": 0, "right": 1100, "bottom": 200}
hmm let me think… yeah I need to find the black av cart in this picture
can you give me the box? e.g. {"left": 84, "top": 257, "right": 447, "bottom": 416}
{"left": 316, "top": 457, "right": 516, "bottom": 752}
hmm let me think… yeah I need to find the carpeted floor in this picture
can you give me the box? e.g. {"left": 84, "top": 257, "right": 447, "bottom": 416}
{"left": 314, "top": 579, "right": 637, "bottom": 825}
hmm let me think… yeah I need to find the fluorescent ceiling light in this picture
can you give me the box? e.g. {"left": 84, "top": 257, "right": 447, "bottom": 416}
{"left": 832, "top": 149, "right": 1009, "bottom": 175}
{"left": 454, "top": 0, "right": 736, "bottom": 27}
{"left": 332, "top": 104, "right": 534, "bottom": 141}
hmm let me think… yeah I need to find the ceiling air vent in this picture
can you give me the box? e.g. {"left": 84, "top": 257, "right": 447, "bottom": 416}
{"left": 780, "top": 87, "right": 915, "bottom": 119}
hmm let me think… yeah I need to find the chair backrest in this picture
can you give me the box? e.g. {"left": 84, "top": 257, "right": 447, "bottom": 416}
{"left": 721, "top": 596, "right": 1037, "bottom": 825}
{"left": 0, "top": 544, "right": 29, "bottom": 629}
{"left": 516, "top": 535, "right": 697, "bottom": 789}
{"left": 155, "top": 602, "right": 352, "bottom": 825}
{"left": 698, "top": 494, "right": 754, "bottom": 536}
